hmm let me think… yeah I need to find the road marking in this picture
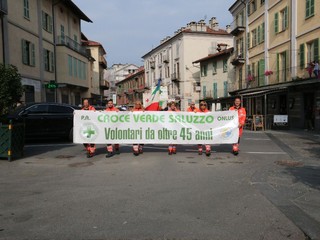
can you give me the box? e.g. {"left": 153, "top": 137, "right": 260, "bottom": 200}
{"left": 246, "top": 151, "right": 286, "bottom": 154}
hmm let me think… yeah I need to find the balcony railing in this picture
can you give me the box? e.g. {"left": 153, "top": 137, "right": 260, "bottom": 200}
{"left": 56, "top": 35, "right": 88, "bottom": 56}
{"left": 171, "top": 72, "right": 180, "bottom": 81}
{"left": 230, "top": 18, "right": 245, "bottom": 36}
{"left": 231, "top": 50, "right": 245, "bottom": 65}
{"left": 99, "top": 56, "right": 107, "bottom": 68}
{"left": 100, "top": 80, "right": 109, "bottom": 90}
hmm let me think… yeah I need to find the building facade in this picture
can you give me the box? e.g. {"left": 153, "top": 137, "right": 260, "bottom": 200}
{"left": 115, "top": 67, "right": 145, "bottom": 106}
{"left": 229, "top": 0, "right": 320, "bottom": 130}
{"left": 0, "top": 0, "right": 108, "bottom": 105}
{"left": 193, "top": 47, "right": 234, "bottom": 110}
{"left": 142, "top": 18, "right": 233, "bottom": 111}
{"left": 105, "top": 63, "right": 139, "bottom": 103}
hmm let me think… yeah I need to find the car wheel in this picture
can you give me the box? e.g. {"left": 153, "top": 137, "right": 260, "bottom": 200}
{"left": 68, "top": 128, "right": 73, "bottom": 142}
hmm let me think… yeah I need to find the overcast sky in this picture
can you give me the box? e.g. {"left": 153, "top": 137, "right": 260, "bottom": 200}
{"left": 73, "top": 0, "right": 236, "bottom": 67}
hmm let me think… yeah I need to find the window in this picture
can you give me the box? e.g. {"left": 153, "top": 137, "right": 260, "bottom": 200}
{"left": 21, "top": 39, "right": 35, "bottom": 66}
{"left": 49, "top": 105, "right": 73, "bottom": 114}
{"left": 42, "top": 11, "right": 52, "bottom": 33}
{"left": 250, "top": 0, "right": 257, "bottom": 14}
{"left": 68, "top": 55, "right": 73, "bottom": 76}
{"left": 223, "top": 81, "right": 228, "bottom": 97}
{"left": 223, "top": 59, "right": 228, "bottom": 72}
{"left": 213, "top": 83, "right": 218, "bottom": 99}
{"left": 300, "top": 44, "right": 305, "bottom": 69}
{"left": 252, "top": 29, "right": 257, "bottom": 47}
{"left": 280, "top": 7, "right": 288, "bottom": 31}
{"left": 203, "top": 85, "right": 207, "bottom": 98}
{"left": 261, "top": 0, "right": 265, "bottom": 5}
{"left": 60, "top": 25, "right": 65, "bottom": 43}
{"left": 28, "top": 104, "right": 48, "bottom": 114}
{"left": 201, "top": 64, "right": 208, "bottom": 77}
{"left": 276, "top": 51, "right": 288, "bottom": 83}
{"left": 274, "top": 12, "right": 279, "bottom": 33}
{"left": 306, "top": 0, "right": 315, "bottom": 18}
{"left": 43, "top": 49, "right": 54, "bottom": 72}
{"left": 261, "top": 22, "right": 265, "bottom": 42}
{"left": 73, "top": 57, "right": 77, "bottom": 77}
{"left": 212, "top": 62, "right": 217, "bottom": 74}
{"left": 23, "top": 0, "right": 29, "bottom": 19}
{"left": 306, "top": 39, "right": 319, "bottom": 63}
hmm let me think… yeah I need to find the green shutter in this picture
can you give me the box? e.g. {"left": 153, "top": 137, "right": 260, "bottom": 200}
{"left": 224, "top": 81, "right": 228, "bottom": 97}
{"left": 203, "top": 86, "right": 206, "bottom": 98}
{"left": 247, "top": 32, "right": 250, "bottom": 49}
{"left": 50, "top": 51, "right": 54, "bottom": 72}
{"left": 275, "top": 12, "right": 279, "bottom": 33}
{"left": 49, "top": 15, "right": 53, "bottom": 33}
{"left": 257, "top": 26, "right": 261, "bottom": 44}
{"left": 43, "top": 49, "right": 48, "bottom": 70}
{"left": 314, "top": 38, "right": 319, "bottom": 62}
{"left": 284, "top": 7, "right": 288, "bottom": 29}
{"left": 259, "top": 59, "right": 265, "bottom": 86}
{"left": 277, "top": 53, "right": 280, "bottom": 82}
{"left": 247, "top": 3, "right": 250, "bottom": 15}
{"left": 300, "top": 44, "right": 305, "bottom": 69}
{"left": 213, "top": 83, "right": 217, "bottom": 99}
{"left": 31, "top": 43, "right": 35, "bottom": 66}
{"left": 42, "top": 11, "right": 46, "bottom": 30}
{"left": 262, "top": 22, "right": 265, "bottom": 42}
{"left": 311, "top": 0, "right": 315, "bottom": 16}
{"left": 21, "top": 39, "right": 28, "bottom": 64}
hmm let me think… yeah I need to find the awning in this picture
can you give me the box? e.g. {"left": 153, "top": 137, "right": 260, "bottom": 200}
{"left": 240, "top": 87, "right": 288, "bottom": 98}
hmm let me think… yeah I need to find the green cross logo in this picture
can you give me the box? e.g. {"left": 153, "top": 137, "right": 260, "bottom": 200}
{"left": 83, "top": 126, "right": 96, "bottom": 138}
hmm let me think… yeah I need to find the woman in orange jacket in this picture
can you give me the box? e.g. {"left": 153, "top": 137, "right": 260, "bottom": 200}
{"left": 229, "top": 96, "right": 246, "bottom": 155}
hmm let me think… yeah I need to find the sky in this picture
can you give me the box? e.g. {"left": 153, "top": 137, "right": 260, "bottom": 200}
{"left": 73, "top": 0, "right": 236, "bottom": 67}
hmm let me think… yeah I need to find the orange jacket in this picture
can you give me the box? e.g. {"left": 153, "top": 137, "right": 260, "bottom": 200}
{"left": 105, "top": 106, "right": 119, "bottom": 112}
{"left": 229, "top": 106, "right": 246, "bottom": 126}
{"left": 196, "top": 108, "right": 209, "bottom": 113}
{"left": 187, "top": 107, "right": 199, "bottom": 112}
{"left": 132, "top": 107, "right": 144, "bottom": 112}
{"left": 82, "top": 105, "right": 95, "bottom": 111}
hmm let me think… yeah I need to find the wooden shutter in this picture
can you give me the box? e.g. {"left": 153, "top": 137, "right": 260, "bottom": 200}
{"left": 247, "top": 32, "right": 250, "bottom": 49}
{"left": 300, "top": 44, "right": 305, "bottom": 69}
{"left": 311, "top": 0, "right": 315, "bottom": 16}
{"left": 259, "top": 59, "right": 265, "bottom": 86}
{"left": 262, "top": 22, "right": 265, "bottom": 42}
{"left": 50, "top": 51, "right": 54, "bottom": 72}
{"left": 21, "top": 39, "right": 28, "bottom": 64}
{"left": 284, "top": 7, "right": 288, "bottom": 29}
{"left": 49, "top": 15, "right": 53, "bottom": 33}
{"left": 276, "top": 53, "right": 280, "bottom": 82}
{"left": 257, "top": 26, "right": 261, "bottom": 44}
{"left": 275, "top": 13, "right": 279, "bottom": 33}
{"left": 31, "top": 43, "right": 35, "bottom": 66}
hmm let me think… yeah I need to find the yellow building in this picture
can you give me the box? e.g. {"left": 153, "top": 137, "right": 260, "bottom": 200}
{"left": 229, "top": 0, "right": 320, "bottom": 131}
{"left": 0, "top": 0, "right": 99, "bottom": 105}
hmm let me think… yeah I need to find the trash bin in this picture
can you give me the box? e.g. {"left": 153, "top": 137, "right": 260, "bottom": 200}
{"left": 0, "top": 120, "right": 25, "bottom": 161}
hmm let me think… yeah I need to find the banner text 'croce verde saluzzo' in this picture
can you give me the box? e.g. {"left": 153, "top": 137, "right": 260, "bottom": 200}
{"left": 73, "top": 110, "right": 239, "bottom": 144}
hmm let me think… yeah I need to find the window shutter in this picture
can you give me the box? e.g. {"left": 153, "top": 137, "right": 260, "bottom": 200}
{"left": 277, "top": 53, "right": 280, "bottom": 82}
{"left": 259, "top": 59, "right": 265, "bottom": 86}
{"left": 262, "top": 22, "right": 265, "bottom": 42}
{"left": 247, "top": 3, "right": 250, "bottom": 15}
{"left": 224, "top": 81, "right": 228, "bottom": 97}
{"left": 43, "top": 49, "right": 48, "bottom": 70}
{"left": 284, "top": 7, "right": 288, "bottom": 29}
{"left": 311, "top": 0, "right": 315, "bottom": 16}
{"left": 203, "top": 85, "right": 206, "bottom": 98}
{"left": 300, "top": 44, "right": 305, "bottom": 69}
{"left": 42, "top": 11, "right": 46, "bottom": 30}
{"left": 257, "top": 26, "right": 261, "bottom": 44}
{"left": 31, "top": 43, "right": 35, "bottom": 66}
{"left": 213, "top": 83, "right": 217, "bottom": 99}
{"left": 314, "top": 38, "right": 319, "bottom": 62}
{"left": 21, "top": 39, "right": 28, "bottom": 64}
{"left": 247, "top": 32, "right": 250, "bottom": 49}
{"left": 50, "top": 51, "right": 54, "bottom": 72}
{"left": 274, "top": 12, "right": 279, "bottom": 33}
{"left": 49, "top": 15, "right": 53, "bottom": 33}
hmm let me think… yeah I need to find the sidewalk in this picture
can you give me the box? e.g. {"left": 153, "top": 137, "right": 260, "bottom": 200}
{"left": 253, "top": 129, "right": 320, "bottom": 240}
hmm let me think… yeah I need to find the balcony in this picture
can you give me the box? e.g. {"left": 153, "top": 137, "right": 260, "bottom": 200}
{"left": 99, "top": 56, "right": 107, "bottom": 69}
{"left": 150, "top": 61, "right": 155, "bottom": 69}
{"left": 0, "top": 0, "right": 7, "bottom": 14}
{"left": 56, "top": 35, "right": 88, "bottom": 57}
{"left": 231, "top": 51, "right": 245, "bottom": 65}
{"left": 100, "top": 80, "right": 110, "bottom": 90}
{"left": 230, "top": 19, "right": 245, "bottom": 36}
{"left": 171, "top": 72, "right": 180, "bottom": 81}
{"left": 163, "top": 55, "right": 169, "bottom": 63}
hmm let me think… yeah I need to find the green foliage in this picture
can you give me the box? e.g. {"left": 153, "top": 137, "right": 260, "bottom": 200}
{"left": 0, "top": 64, "right": 23, "bottom": 115}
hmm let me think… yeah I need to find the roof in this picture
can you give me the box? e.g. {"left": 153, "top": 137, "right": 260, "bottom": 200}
{"left": 193, "top": 47, "right": 234, "bottom": 63}
{"left": 142, "top": 27, "right": 231, "bottom": 58}
{"left": 82, "top": 40, "right": 106, "bottom": 54}
{"left": 61, "top": 0, "right": 92, "bottom": 23}
{"left": 116, "top": 67, "right": 145, "bottom": 85}
{"left": 228, "top": 0, "right": 245, "bottom": 12}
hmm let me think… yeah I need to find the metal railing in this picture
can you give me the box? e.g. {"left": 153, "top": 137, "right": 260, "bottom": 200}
{"left": 56, "top": 35, "right": 87, "bottom": 56}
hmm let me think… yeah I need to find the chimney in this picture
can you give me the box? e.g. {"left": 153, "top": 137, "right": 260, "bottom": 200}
{"left": 213, "top": 22, "right": 219, "bottom": 31}
{"left": 209, "top": 17, "right": 217, "bottom": 28}
{"left": 226, "top": 25, "right": 231, "bottom": 33}
{"left": 190, "top": 21, "right": 197, "bottom": 31}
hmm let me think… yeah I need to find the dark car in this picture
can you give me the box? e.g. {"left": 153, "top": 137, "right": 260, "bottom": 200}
{"left": 7, "top": 103, "right": 80, "bottom": 141}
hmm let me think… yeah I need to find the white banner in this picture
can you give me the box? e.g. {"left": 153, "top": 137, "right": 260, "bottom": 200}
{"left": 73, "top": 110, "right": 239, "bottom": 144}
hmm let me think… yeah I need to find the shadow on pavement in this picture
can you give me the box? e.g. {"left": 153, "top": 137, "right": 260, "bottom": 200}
{"left": 286, "top": 165, "right": 320, "bottom": 190}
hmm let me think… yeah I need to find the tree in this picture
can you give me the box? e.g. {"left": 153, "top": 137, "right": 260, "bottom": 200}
{"left": 0, "top": 64, "right": 23, "bottom": 115}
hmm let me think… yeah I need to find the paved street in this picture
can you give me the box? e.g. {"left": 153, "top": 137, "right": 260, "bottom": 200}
{"left": 0, "top": 130, "right": 320, "bottom": 240}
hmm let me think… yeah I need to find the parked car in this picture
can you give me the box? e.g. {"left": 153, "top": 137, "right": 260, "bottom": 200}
{"left": 7, "top": 103, "right": 80, "bottom": 141}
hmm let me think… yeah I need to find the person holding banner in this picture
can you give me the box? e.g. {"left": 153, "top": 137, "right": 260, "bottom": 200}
{"left": 187, "top": 101, "right": 199, "bottom": 112}
{"left": 82, "top": 99, "right": 96, "bottom": 158}
{"left": 105, "top": 99, "right": 120, "bottom": 158}
{"left": 132, "top": 101, "right": 144, "bottom": 156}
{"left": 196, "top": 101, "right": 211, "bottom": 156}
{"left": 229, "top": 96, "right": 246, "bottom": 155}
{"left": 168, "top": 101, "right": 179, "bottom": 155}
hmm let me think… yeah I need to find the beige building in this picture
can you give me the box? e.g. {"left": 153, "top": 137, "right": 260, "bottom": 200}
{"left": 0, "top": 0, "right": 106, "bottom": 105}
{"left": 229, "top": 0, "right": 320, "bottom": 131}
{"left": 142, "top": 18, "right": 233, "bottom": 111}
{"left": 82, "top": 37, "right": 109, "bottom": 105}
{"left": 193, "top": 46, "right": 234, "bottom": 110}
